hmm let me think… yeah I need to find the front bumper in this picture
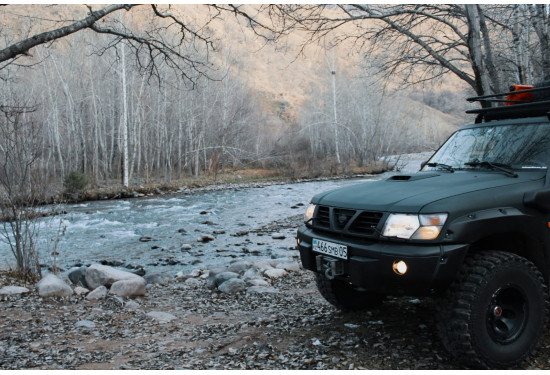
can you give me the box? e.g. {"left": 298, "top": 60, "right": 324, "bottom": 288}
{"left": 297, "top": 225, "right": 469, "bottom": 296}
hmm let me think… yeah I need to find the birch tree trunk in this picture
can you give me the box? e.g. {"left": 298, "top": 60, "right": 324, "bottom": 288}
{"left": 120, "top": 42, "right": 129, "bottom": 187}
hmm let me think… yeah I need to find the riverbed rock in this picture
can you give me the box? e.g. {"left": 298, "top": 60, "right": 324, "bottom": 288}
{"left": 75, "top": 320, "right": 96, "bottom": 329}
{"left": 37, "top": 274, "right": 73, "bottom": 298}
{"left": 110, "top": 277, "right": 147, "bottom": 297}
{"left": 218, "top": 278, "right": 246, "bottom": 294}
{"left": 74, "top": 286, "right": 90, "bottom": 295}
{"left": 228, "top": 261, "right": 252, "bottom": 274}
{"left": 271, "top": 233, "right": 286, "bottom": 240}
{"left": 197, "top": 234, "right": 215, "bottom": 243}
{"left": 86, "top": 286, "right": 107, "bottom": 300}
{"left": 247, "top": 278, "right": 270, "bottom": 287}
{"left": 264, "top": 268, "right": 288, "bottom": 280}
{"left": 144, "top": 273, "right": 170, "bottom": 285}
{"left": 85, "top": 264, "right": 142, "bottom": 289}
{"left": 207, "top": 271, "right": 240, "bottom": 290}
{"left": 68, "top": 266, "right": 89, "bottom": 288}
{"left": 253, "top": 260, "right": 274, "bottom": 271}
{"left": 242, "top": 268, "right": 259, "bottom": 281}
{"left": 0, "top": 286, "right": 30, "bottom": 296}
{"left": 276, "top": 262, "right": 301, "bottom": 273}
{"left": 146, "top": 311, "right": 177, "bottom": 323}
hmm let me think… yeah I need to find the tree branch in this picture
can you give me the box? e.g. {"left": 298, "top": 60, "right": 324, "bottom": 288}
{"left": 0, "top": 4, "right": 133, "bottom": 64}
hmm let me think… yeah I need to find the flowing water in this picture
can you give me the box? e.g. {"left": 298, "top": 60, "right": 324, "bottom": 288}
{"left": 0, "top": 155, "right": 426, "bottom": 276}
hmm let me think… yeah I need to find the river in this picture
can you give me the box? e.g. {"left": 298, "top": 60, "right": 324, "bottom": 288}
{"left": 0, "top": 154, "right": 427, "bottom": 276}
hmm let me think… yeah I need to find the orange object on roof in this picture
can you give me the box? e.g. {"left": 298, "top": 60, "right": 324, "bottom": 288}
{"left": 506, "top": 84, "right": 534, "bottom": 105}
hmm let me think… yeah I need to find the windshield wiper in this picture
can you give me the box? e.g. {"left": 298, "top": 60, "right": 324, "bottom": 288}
{"left": 426, "top": 162, "right": 455, "bottom": 173}
{"left": 464, "top": 160, "right": 518, "bottom": 178}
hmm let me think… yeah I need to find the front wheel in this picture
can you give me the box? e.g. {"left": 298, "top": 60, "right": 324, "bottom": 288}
{"left": 315, "top": 273, "right": 384, "bottom": 311}
{"left": 436, "top": 251, "right": 548, "bottom": 369}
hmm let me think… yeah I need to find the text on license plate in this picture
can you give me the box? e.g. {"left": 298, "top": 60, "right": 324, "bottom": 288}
{"left": 312, "top": 239, "right": 348, "bottom": 260}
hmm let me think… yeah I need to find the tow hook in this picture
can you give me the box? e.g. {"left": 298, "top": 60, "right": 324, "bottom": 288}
{"left": 316, "top": 255, "right": 345, "bottom": 280}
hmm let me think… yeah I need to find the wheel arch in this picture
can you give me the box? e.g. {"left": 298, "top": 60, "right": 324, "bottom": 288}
{"left": 446, "top": 209, "right": 550, "bottom": 285}
{"left": 468, "top": 231, "right": 549, "bottom": 285}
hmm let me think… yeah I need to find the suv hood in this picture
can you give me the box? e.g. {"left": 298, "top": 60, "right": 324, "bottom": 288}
{"left": 312, "top": 171, "right": 544, "bottom": 212}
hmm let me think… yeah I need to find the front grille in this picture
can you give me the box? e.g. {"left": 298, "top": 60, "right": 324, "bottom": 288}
{"left": 314, "top": 206, "right": 330, "bottom": 228}
{"left": 349, "top": 211, "right": 383, "bottom": 236}
{"left": 333, "top": 208, "right": 356, "bottom": 230}
{"left": 312, "top": 205, "right": 383, "bottom": 238}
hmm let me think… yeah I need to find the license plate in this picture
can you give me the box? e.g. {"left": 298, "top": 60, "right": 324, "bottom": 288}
{"left": 312, "top": 238, "right": 348, "bottom": 260}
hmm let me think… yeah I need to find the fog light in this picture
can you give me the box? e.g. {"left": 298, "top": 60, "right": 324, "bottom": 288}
{"left": 296, "top": 238, "right": 301, "bottom": 246}
{"left": 393, "top": 260, "right": 408, "bottom": 275}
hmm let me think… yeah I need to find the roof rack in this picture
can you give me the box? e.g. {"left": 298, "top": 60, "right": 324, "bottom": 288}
{"left": 466, "top": 85, "right": 550, "bottom": 123}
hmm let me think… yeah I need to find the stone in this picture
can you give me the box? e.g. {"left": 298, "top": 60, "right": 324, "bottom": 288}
{"left": 125, "top": 300, "right": 140, "bottom": 310}
{"left": 68, "top": 266, "right": 89, "bottom": 288}
{"left": 0, "top": 286, "right": 30, "bottom": 296}
{"left": 85, "top": 264, "right": 142, "bottom": 289}
{"left": 181, "top": 244, "right": 192, "bottom": 251}
{"left": 75, "top": 320, "right": 96, "bottom": 329}
{"left": 214, "top": 271, "right": 239, "bottom": 285}
{"left": 146, "top": 311, "right": 177, "bottom": 323}
{"left": 144, "top": 273, "right": 170, "bottom": 285}
{"left": 110, "top": 277, "right": 147, "bottom": 297}
{"left": 37, "top": 274, "right": 73, "bottom": 298}
{"left": 264, "top": 268, "right": 288, "bottom": 280}
{"left": 247, "top": 286, "right": 279, "bottom": 294}
{"left": 197, "top": 235, "right": 215, "bottom": 243}
{"left": 271, "top": 233, "right": 286, "bottom": 240}
{"left": 275, "top": 262, "right": 301, "bottom": 273}
{"left": 74, "top": 286, "right": 90, "bottom": 295}
{"left": 242, "top": 268, "right": 259, "bottom": 281}
{"left": 228, "top": 261, "right": 252, "bottom": 274}
{"left": 247, "top": 278, "right": 270, "bottom": 287}
{"left": 86, "top": 286, "right": 107, "bottom": 300}
{"left": 253, "top": 260, "right": 274, "bottom": 271}
{"left": 218, "top": 278, "right": 246, "bottom": 294}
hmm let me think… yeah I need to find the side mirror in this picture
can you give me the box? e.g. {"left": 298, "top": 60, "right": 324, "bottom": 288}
{"left": 420, "top": 161, "right": 428, "bottom": 169}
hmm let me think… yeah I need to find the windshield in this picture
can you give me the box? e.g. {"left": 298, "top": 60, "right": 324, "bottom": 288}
{"left": 424, "top": 122, "right": 550, "bottom": 171}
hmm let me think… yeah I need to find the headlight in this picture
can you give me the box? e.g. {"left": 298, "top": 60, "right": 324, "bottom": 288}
{"left": 304, "top": 204, "right": 316, "bottom": 223}
{"left": 382, "top": 213, "right": 447, "bottom": 240}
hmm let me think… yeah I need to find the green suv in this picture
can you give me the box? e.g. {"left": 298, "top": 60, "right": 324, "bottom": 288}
{"left": 297, "top": 85, "right": 550, "bottom": 369}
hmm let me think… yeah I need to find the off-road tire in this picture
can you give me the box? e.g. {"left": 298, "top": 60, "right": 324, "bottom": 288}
{"left": 435, "top": 251, "right": 548, "bottom": 369}
{"left": 315, "top": 273, "right": 384, "bottom": 311}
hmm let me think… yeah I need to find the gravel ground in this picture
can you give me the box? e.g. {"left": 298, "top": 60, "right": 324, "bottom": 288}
{"left": 4, "top": 271, "right": 550, "bottom": 370}
{"left": 2, "top": 215, "right": 550, "bottom": 370}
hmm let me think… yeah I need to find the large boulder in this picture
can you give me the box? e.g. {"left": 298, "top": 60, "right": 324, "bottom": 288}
{"left": 67, "top": 266, "right": 89, "bottom": 288}
{"left": 37, "top": 274, "right": 73, "bottom": 298}
{"left": 85, "top": 264, "right": 142, "bottom": 289}
{"left": 110, "top": 278, "right": 146, "bottom": 297}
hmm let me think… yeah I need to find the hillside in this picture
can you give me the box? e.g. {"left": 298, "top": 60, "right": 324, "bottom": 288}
{"left": 2, "top": 4, "right": 468, "bottom": 133}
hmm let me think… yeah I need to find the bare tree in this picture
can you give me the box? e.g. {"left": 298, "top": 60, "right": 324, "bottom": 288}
{"left": 0, "top": 101, "right": 42, "bottom": 280}
{"left": 271, "top": 4, "right": 550, "bottom": 97}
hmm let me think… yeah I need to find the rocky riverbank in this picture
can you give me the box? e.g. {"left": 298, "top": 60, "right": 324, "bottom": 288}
{"left": 2, "top": 209, "right": 550, "bottom": 370}
{"left": 2, "top": 262, "right": 550, "bottom": 370}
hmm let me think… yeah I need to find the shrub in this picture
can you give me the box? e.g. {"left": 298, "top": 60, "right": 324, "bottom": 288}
{"left": 64, "top": 171, "right": 88, "bottom": 194}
